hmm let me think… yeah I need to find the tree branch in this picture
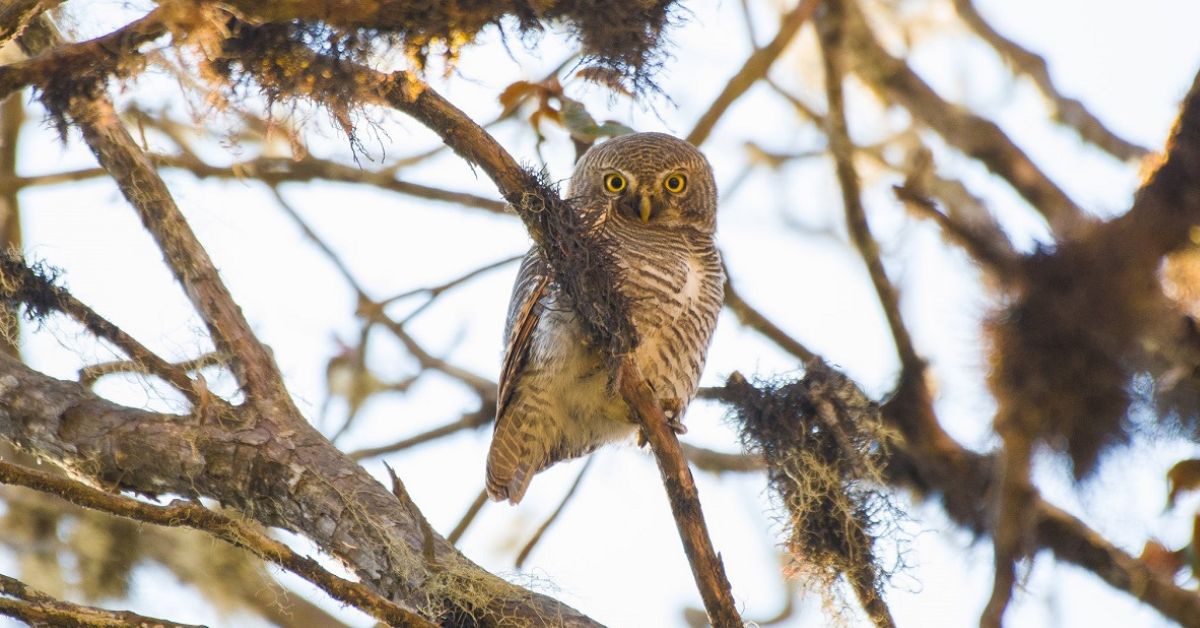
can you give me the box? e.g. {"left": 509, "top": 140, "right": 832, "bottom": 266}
{"left": 0, "top": 572, "right": 203, "bottom": 628}
{"left": 833, "top": 0, "right": 1087, "bottom": 238}
{"left": 618, "top": 360, "right": 741, "bottom": 627}
{"left": 817, "top": 1, "right": 921, "bottom": 374}
{"left": 0, "top": 460, "right": 435, "bottom": 628}
{"left": 687, "top": 0, "right": 821, "bottom": 145}
{"left": 952, "top": 0, "right": 1150, "bottom": 162}
{"left": 0, "top": 352, "right": 600, "bottom": 626}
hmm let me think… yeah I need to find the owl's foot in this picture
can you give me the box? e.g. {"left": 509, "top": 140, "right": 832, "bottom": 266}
{"left": 636, "top": 398, "right": 687, "bottom": 447}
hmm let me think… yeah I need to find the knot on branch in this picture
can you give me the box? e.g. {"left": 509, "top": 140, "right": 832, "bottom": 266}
{"left": 0, "top": 251, "right": 66, "bottom": 325}
{"left": 715, "top": 362, "right": 901, "bottom": 611}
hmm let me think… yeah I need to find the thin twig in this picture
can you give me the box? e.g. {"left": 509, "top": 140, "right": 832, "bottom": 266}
{"left": 687, "top": 0, "right": 822, "bottom": 146}
{"left": 515, "top": 457, "right": 594, "bottom": 568}
{"left": 0, "top": 254, "right": 205, "bottom": 404}
{"left": 446, "top": 488, "right": 489, "bottom": 545}
{"left": 78, "top": 351, "right": 225, "bottom": 386}
{"left": 892, "top": 183, "right": 1020, "bottom": 281}
{"left": 682, "top": 443, "right": 765, "bottom": 474}
{"left": 383, "top": 254, "right": 522, "bottom": 307}
{"left": 952, "top": 0, "right": 1149, "bottom": 162}
{"left": 0, "top": 460, "right": 436, "bottom": 628}
{"left": 817, "top": 2, "right": 920, "bottom": 375}
{"left": 349, "top": 405, "right": 494, "bottom": 461}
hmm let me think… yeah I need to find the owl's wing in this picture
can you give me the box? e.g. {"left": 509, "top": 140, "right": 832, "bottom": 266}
{"left": 496, "top": 249, "right": 551, "bottom": 422}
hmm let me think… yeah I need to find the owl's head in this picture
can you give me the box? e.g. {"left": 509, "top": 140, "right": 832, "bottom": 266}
{"left": 569, "top": 132, "right": 717, "bottom": 234}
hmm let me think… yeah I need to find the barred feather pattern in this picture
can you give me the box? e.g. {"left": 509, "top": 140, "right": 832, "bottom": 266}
{"left": 487, "top": 133, "right": 723, "bottom": 504}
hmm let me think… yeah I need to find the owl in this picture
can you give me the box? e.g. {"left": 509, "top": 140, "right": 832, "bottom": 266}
{"left": 486, "top": 132, "right": 724, "bottom": 504}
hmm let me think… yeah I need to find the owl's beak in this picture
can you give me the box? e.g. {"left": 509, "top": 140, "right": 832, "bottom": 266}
{"left": 639, "top": 193, "right": 653, "bottom": 223}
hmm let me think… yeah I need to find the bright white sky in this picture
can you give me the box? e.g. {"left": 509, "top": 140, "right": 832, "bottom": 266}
{"left": 7, "top": 1, "right": 1200, "bottom": 627}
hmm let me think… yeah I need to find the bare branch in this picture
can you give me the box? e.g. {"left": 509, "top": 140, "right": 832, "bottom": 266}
{"left": 687, "top": 0, "right": 822, "bottom": 145}
{"left": 0, "top": 572, "right": 203, "bottom": 628}
{"left": 618, "top": 360, "right": 741, "bottom": 627}
{"left": 952, "top": 0, "right": 1150, "bottom": 161}
{"left": 0, "top": 460, "right": 436, "bottom": 628}
{"left": 446, "top": 488, "right": 489, "bottom": 545}
{"left": 834, "top": 0, "right": 1087, "bottom": 237}
{"left": 817, "top": 3, "right": 920, "bottom": 374}
{"left": 349, "top": 405, "right": 494, "bottom": 461}
{"left": 516, "top": 457, "right": 593, "bottom": 568}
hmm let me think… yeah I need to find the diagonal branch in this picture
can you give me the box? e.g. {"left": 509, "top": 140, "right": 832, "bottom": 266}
{"left": 0, "top": 460, "right": 435, "bottom": 628}
{"left": 687, "top": 0, "right": 822, "bottom": 145}
{"left": 0, "top": 572, "right": 203, "bottom": 628}
{"left": 833, "top": 0, "right": 1087, "bottom": 238}
{"left": 20, "top": 17, "right": 289, "bottom": 406}
{"left": 952, "top": 0, "right": 1150, "bottom": 162}
{"left": 817, "top": 1, "right": 920, "bottom": 375}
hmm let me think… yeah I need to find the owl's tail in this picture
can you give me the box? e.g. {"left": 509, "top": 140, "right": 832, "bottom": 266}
{"left": 486, "top": 428, "right": 540, "bottom": 504}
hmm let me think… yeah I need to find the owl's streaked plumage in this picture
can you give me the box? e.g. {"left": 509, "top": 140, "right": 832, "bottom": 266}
{"left": 486, "top": 132, "right": 724, "bottom": 504}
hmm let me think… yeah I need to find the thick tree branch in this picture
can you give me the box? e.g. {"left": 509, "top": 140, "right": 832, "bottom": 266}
{"left": 0, "top": 572, "right": 203, "bottom": 628}
{"left": 0, "top": 460, "right": 435, "bottom": 628}
{"left": 0, "top": 352, "right": 600, "bottom": 626}
{"left": 1, "top": 8, "right": 168, "bottom": 103}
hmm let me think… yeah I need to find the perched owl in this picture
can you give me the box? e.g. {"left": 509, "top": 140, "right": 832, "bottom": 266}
{"left": 486, "top": 132, "right": 724, "bottom": 504}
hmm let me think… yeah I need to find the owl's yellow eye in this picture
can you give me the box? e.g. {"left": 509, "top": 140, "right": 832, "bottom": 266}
{"left": 664, "top": 173, "right": 687, "bottom": 194}
{"left": 604, "top": 173, "right": 627, "bottom": 193}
